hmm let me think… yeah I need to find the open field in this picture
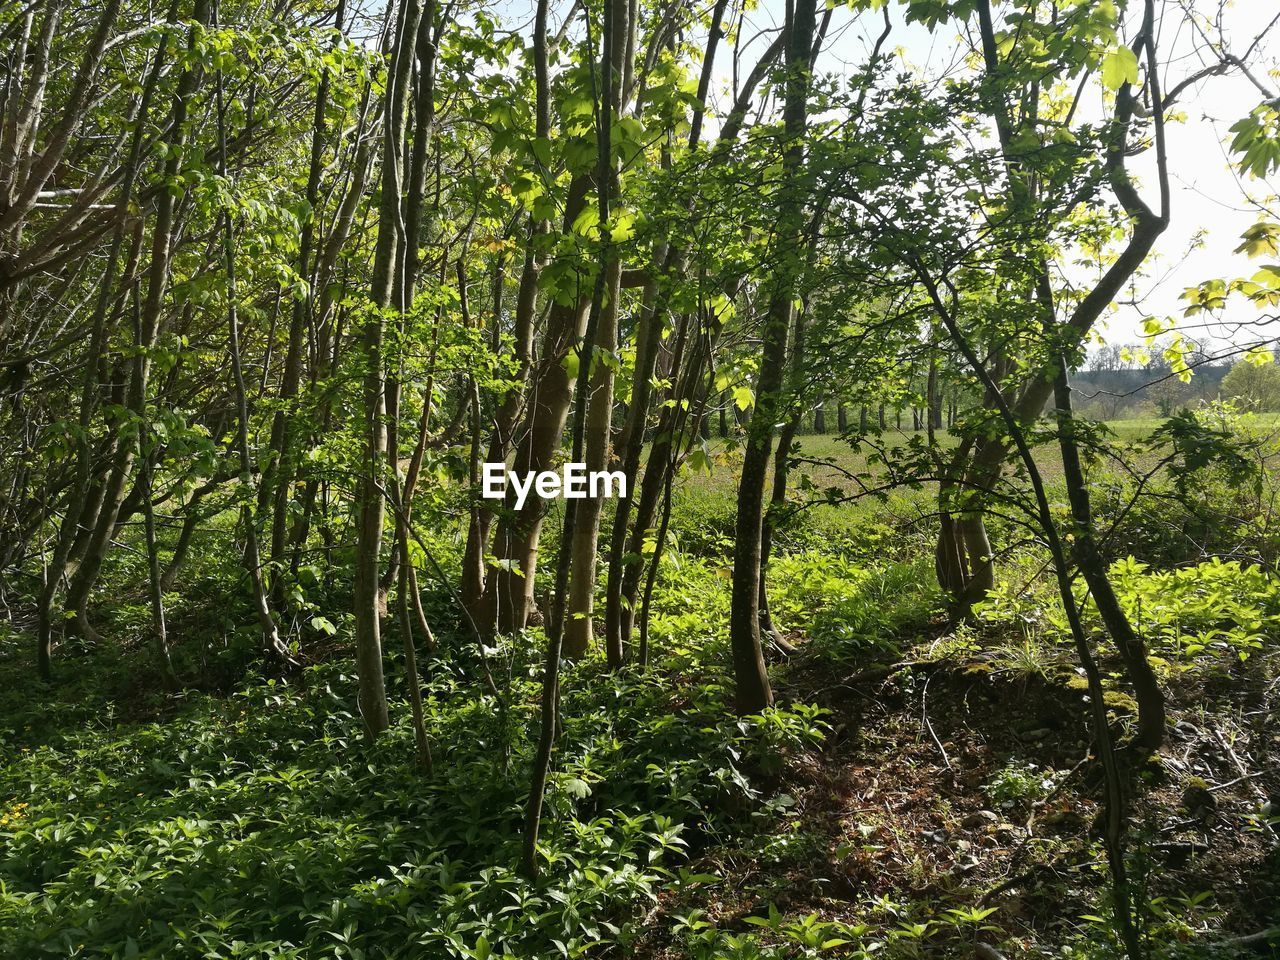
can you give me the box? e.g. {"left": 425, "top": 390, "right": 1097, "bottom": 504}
{"left": 677, "top": 414, "right": 1280, "bottom": 502}
{"left": 665, "top": 415, "right": 1280, "bottom": 566}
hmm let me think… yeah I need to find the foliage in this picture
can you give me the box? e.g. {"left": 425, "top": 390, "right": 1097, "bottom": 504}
{"left": 1109, "top": 557, "right": 1280, "bottom": 664}
{"left": 1221, "top": 359, "right": 1280, "bottom": 412}
{"left": 0, "top": 635, "right": 826, "bottom": 958}
{"left": 2, "top": 0, "right": 1279, "bottom": 956}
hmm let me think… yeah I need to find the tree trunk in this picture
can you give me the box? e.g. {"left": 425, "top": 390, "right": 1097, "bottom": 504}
{"left": 61, "top": 0, "right": 207, "bottom": 646}
{"left": 140, "top": 400, "right": 178, "bottom": 690}
{"left": 461, "top": 258, "right": 505, "bottom": 610}
{"left": 266, "top": 0, "right": 347, "bottom": 586}
{"left": 522, "top": 0, "right": 627, "bottom": 877}
{"left": 1051, "top": 334, "right": 1164, "bottom": 752}
{"left": 932, "top": 0, "right": 1171, "bottom": 621}
{"left": 215, "top": 36, "right": 290, "bottom": 666}
{"left": 33, "top": 17, "right": 168, "bottom": 678}
{"left": 354, "top": 0, "right": 424, "bottom": 740}
{"left": 461, "top": 0, "right": 553, "bottom": 619}
{"left": 480, "top": 177, "right": 592, "bottom": 634}
{"left": 563, "top": 257, "right": 622, "bottom": 656}
{"left": 600, "top": 243, "right": 669, "bottom": 665}
{"left": 729, "top": 0, "right": 817, "bottom": 714}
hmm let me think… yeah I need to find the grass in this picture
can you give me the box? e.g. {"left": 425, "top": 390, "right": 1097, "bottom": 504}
{"left": 2, "top": 411, "right": 1279, "bottom": 958}
{"left": 0, "top": 598, "right": 829, "bottom": 958}
{"left": 678, "top": 413, "right": 1280, "bottom": 500}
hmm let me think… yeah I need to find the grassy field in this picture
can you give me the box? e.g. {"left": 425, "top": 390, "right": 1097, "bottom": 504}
{"left": 675, "top": 413, "right": 1280, "bottom": 503}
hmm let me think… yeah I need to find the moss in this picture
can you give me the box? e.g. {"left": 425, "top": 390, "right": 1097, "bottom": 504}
{"left": 1103, "top": 690, "right": 1138, "bottom": 712}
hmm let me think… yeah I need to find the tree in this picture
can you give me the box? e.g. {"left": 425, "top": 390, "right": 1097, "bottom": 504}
{"left": 352, "top": 0, "right": 427, "bottom": 741}
{"left": 728, "top": 0, "right": 819, "bottom": 714}
{"left": 1222, "top": 356, "right": 1280, "bottom": 411}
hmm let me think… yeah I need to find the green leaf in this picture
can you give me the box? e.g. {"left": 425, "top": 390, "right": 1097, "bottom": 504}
{"left": 563, "top": 347, "right": 580, "bottom": 380}
{"left": 310, "top": 616, "right": 337, "bottom": 636}
{"left": 531, "top": 136, "right": 554, "bottom": 168}
{"left": 1102, "top": 46, "right": 1139, "bottom": 90}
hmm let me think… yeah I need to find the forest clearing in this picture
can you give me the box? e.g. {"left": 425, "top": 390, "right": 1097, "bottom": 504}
{"left": 2, "top": 0, "right": 1280, "bottom": 957}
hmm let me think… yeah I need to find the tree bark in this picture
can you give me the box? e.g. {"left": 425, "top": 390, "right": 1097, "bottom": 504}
{"left": 354, "top": 0, "right": 424, "bottom": 740}
{"left": 215, "top": 31, "right": 290, "bottom": 665}
{"left": 61, "top": 0, "right": 209, "bottom": 646}
{"left": 563, "top": 256, "right": 622, "bottom": 656}
{"left": 480, "top": 177, "right": 592, "bottom": 634}
{"left": 522, "top": 0, "right": 626, "bottom": 877}
{"left": 729, "top": 0, "right": 817, "bottom": 714}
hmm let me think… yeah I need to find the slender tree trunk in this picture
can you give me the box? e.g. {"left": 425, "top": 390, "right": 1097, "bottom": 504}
{"left": 216, "top": 36, "right": 289, "bottom": 665}
{"left": 61, "top": 0, "right": 208, "bottom": 646}
{"left": 927, "top": 355, "right": 942, "bottom": 430}
{"left": 563, "top": 0, "right": 632, "bottom": 656}
{"left": 140, "top": 422, "right": 178, "bottom": 690}
{"left": 354, "top": 0, "right": 424, "bottom": 740}
{"left": 933, "top": 0, "right": 1170, "bottom": 623}
{"left": 397, "top": 523, "right": 433, "bottom": 770}
{"left": 522, "top": 0, "right": 624, "bottom": 876}
{"left": 289, "top": 106, "right": 376, "bottom": 577}
{"left": 601, "top": 244, "right": 669, "bottom": 664}
{"left": 563, "top": 257, "right": 622, "bottom": 656}
{"left": 160, "top": 485, "right": 209, "bottom": 591}
{"left": 1049, "top": 325, "right": 1164, "bottom": 752}
{"left": 729, "top": 0, "right": 817, "bottom": 714}
{"left": 461, "top": 257, "right": 506, "bottom": 609}
{"left": 923, "top": 261, "right": 1143, "bottom": 959}
{"left": 34, "top": 35, "right": 162, "bottom": 675}
{"left": 609, "top": 308, "right": 700, "bottom": 657}
{"left": 460, "top": 0, "right": 552, "bottom": 618}
{"left": 760, "top": 237, "right": 821, "bottom": 656}
{"left": 266, "top": 0, "right": 347, "bottom": 586}
{"left": 480, "top": 178, "right": 592, "bottom": 634}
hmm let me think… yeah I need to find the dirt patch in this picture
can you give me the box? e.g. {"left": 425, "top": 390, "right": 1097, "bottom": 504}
{"left": 631, "top": 647, "right": 1280, "bottom": 957}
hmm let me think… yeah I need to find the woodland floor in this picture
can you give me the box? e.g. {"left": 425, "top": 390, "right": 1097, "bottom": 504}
{"left": 632, "top": 636, "right": 1280, "bottom": 957}
{"left": 2, "top": 422, "right": 1279, "bottom": 958}
{"left": 1, "top": 574, "right": 1278, "bottom": 958}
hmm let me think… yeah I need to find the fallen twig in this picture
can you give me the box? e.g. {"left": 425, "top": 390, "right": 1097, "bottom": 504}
{"left": 1208, "top": 927, "right": 1280, "bottom": 954}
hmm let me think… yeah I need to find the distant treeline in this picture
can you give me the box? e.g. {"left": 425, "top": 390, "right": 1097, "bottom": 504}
{"left": 778, "top": 348, "right": 1266, "bottom": 437}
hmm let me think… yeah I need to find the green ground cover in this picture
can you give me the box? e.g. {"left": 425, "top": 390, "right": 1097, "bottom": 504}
{"left": 2, "top": 413, "right": 1278, "bottom": 959}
